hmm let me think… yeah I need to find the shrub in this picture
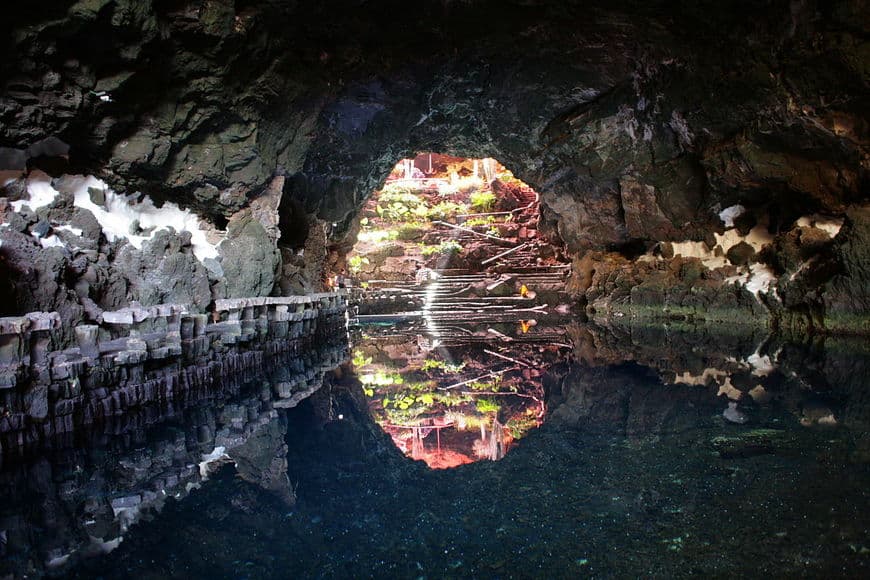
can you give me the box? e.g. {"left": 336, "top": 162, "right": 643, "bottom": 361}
{"left": 464, "top": 215, "right": 498, "bottom": 227}
{"left": 348, "top": 255, "right": 370, "bottom": 273}
{"left": 421, "top": 240, "right": 463, "bottom": 257}
{"left": 475, "top": 398, "right": 501, "bottom": 413}
{"left": 357, "top": 229, "right": 399, "bottom": 243}
{"left": 397, "top": 222, "right": 428, "bottom": 241}
{"left": 469, "top": 190, "right": 497, "bottom": 212}
{"left": 375, "top": 189, "right": 427, "bottom": 222}
{"left": 427, "top": 201, "right": 468, "bottom": 221}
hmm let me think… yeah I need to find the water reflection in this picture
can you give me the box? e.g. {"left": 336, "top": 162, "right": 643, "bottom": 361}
{"left": 61, "top": 324, "right": 870, "bottom": 579}
{"left": 351, "top": 317, "right": 573, "bottom": 467}
{"left": 0, "top": 344, "right": 347, "bottom": 578}
{"left": 2, "top": 320, "right": 870, "bottom": 578}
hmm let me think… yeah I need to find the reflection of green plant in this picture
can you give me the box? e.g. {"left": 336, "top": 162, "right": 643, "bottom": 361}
{"left": 421, "top": 240, "right": 463, "bottom": 257}
{"left": 427, "top": 201, "right": 468, "bottom": 221}
{"left": 360, "top": 372, "right": 404, "bottom": 386}
{"left": 470, "top": 190, "right": 496, "bottom": 212}
{"left": 506, "top": 412, "right": 539, "bottom": 439}
{"left": 352, "top": 350, "right": 373, "bottom": 368}
{"left": 444, "top": 411, "right": 491, "bottom": 431}
{"left": 421, "top": 359, "right": 466, "bottom": 373}
{"left": 348, "top": 255, "right": 370, "bottom": 273}
{"left": 475, "top": 398, "right": 501, "bottom": 413}
{"left": 403, "top": 381, "right": 437, "bottom": 392}
{"left": 467, "top": 375, "right": 508, "bottom": 392}
{"left": 486, "top": 227, "right": 500, "bottom": 237}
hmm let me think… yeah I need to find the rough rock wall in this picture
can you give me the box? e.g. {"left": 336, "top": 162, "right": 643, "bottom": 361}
{"left": 1, "top": 0, "right": 867, "bottom": 330}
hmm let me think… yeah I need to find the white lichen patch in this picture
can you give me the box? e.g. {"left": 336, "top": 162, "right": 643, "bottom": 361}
{"left": 13, "top": 173, "right": 222, "bottom": 262}
{"left": 796, "top": 215, "right": 844, "bottom": 238}
{"left": 718, "top": 204, "right": 745, "bottom": 228}
{"left": 746, "top": 351, "right": 775, "bottom": 376}
{"left": 71, "top": 176, "right": 221, "bottom": 261}
{"left": 724, "top": 263, "right": 777, "bottom": 300}
{"left": 714, "top": 225, "right": 774, "bottom": 254}
{"left": 198, "top": 445, "right": 229, "bottom": 478}
{"left": 749, "top": 385, "right": 770, "bottom": 403}
{"left": 667, "top": 225, "right": 773, "bottom": 270}
{"left": 12, "top": 171, "right": 59, "bottom": 211}
{"left": 716, "top": 377, "right": 743, "bottom": 400}
{"left": 38, "top": 234, "right": 66, "bottom": 249}
{"left": 669, "top": 110, "right": 694, "bottom": 149}
{"left": 55, "top": 225, "right": 84, "bottom": 237}
{"left": 669, "top": 240, "right": 728, "bottom": 269}
{"left": 723, "top": 401, "right": 748, "bottom": 423}
{"left": 745, "top": 263, "right": 777, "bottom": 296}
{"left": 673, "top": 367, "right": 730, "bottom": 386}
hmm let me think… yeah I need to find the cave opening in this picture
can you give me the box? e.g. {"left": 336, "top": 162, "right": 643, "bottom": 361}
{"left": 345, "top": 154, "right": 574, "bottom": 468}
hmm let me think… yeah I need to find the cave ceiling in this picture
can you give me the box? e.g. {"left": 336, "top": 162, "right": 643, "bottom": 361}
{"left": 0, "top": 0, "right": 867, "bottom": 251}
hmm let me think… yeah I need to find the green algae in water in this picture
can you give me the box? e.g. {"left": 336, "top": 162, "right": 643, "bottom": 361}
{"left": 711, "top": 428, "right": 800, "bottom": 458}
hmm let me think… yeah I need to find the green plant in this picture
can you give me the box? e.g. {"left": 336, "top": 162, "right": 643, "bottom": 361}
{"left": 352, "top": 350, "right": 373, "bottom": 368}
{"left": 360, "top": 371, "right": 404, "bottom": 386}
{"left": 427, "top": 201, "right": 468, "bottom": 221}
{"left": 465, "top": 215, "right": 498, "bottom": 227}
{"left": 475, "top": 398, "right": 501, "bottom": 414}
{"left": 375, "top": 189, "right": 427, "bottom": 222}
{"left": 421, "top": 240, "right": 463, "bottom": 257}
{"left": 469, "top": 190, "right": 497, "bottom": 212}
{"left": 397, "top": 222, "right": 428, "bottom": 241}
{"left": 505, "top": 412, "right": 540, "bottom": 439}
{"left": 421, "top": 359, "right": 466, "bottom": 373}
{"left": 357, "top": 229, "right": 399, "bottom": 244}
{"left": 421, "top": 359, "right": 443, "bottom": 371}
{"left": 348, "top": 255, "right": 370, "bottom": 273}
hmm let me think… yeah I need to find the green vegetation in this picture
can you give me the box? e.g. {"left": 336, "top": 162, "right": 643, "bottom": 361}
{"left": 505, "top": 411, "right": 540, "bottom": 439}
{"left": 352, "top": 350, "right": 373, "bottom": 368}
{"left": 360, "top": 371, "right": 404, "bottom": 386}
{"left": 469, "top": 190, "right": 497, "bottom": 212}
{"left": 464, "top": 215, "right": 499, "bottom": 227}
{"left": 475, "top": 398, "right": 501, "bottom": 414}
{"left": 348, "top": 255, "right": 370, "bottom": 273}
{"left": 397, "top": 222, "right": 428, "bottom": 241}
{"left": 421, "top": 240, "right": 463, "bottom": 257}
{"left": 427, "top": 201, "right": 468, "bottom": 221}
{"left": 421, "top": 359, "right": 466, "bottom": 373}
{"left": 357, "top": 229, "right": 399, "bottom": 243}
{"left": 375, "top": 189, "right": 428, "bottom": 222}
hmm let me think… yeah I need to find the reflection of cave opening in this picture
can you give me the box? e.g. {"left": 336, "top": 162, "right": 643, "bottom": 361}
{"left": 346, "top": 154, "right": 574, "bottom": 468}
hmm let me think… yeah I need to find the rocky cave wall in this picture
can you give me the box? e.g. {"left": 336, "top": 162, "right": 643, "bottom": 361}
{"left": 1, "top": 0, "right": 868, "bottom": 335}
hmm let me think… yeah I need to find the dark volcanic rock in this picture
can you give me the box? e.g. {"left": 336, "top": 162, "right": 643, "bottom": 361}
{"left": 824, "top": 207, "right": 870, "bottom": 332}
{"left": 726, "top": 241, "right": 756, "bottom": 266}
{"left": 114, "top": 230, "right": 212, "bottom": 311}
{"left": 219, "top": 211, "right": 281, "bottom": 299}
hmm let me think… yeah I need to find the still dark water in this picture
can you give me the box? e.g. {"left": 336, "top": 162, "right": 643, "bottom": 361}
{"left": 2, "top": 321, "right": 870, "bottom": 579}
